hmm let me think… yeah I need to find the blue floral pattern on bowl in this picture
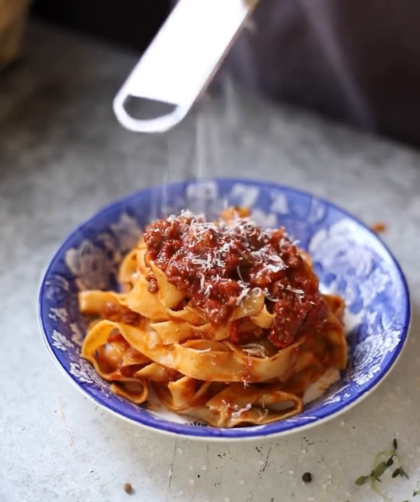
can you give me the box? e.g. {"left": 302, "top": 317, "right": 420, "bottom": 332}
{"left": 38, "top": 178, "right": 411, "bottom": 439}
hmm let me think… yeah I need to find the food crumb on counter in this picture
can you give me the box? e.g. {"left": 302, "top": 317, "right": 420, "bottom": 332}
{"left": 123, "top": 482, "right": 133, "bottom": 494}
{"left": 371, "top": 222, "right": 387, "bottom": 233}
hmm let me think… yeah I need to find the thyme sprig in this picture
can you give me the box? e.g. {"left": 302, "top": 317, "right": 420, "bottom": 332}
{"left": 354, "top": 438, "right": 409, "bottom": 501}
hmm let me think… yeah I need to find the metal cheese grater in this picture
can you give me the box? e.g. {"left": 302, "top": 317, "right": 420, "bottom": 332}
{"left": 113, "top": 0, "right": 260, "bottom": 134}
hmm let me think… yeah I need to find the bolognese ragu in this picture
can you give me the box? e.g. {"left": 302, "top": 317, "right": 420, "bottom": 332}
{"left": 79, "top": 208, "right": 347, "bottom": 428}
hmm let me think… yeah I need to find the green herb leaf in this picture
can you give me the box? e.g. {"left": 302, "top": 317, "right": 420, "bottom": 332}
{"left": 355, "top": 475, "right": 368, "bottom": 485}
{"left": 414, "top": 489, "right": 420, "bottom": 496}
{"left": 400, "top": 467, "right": 409, "bottom": 479}
{"left": 386, "top": 457, "right": 394, "bottom": 467}
{"left": 392, "top": 468, "right": 401, "bottom": 478}
{"left": 374, "top": 462, "right": 387, "bottom": 478}
{"left": 393, "top": 438, "right": 398, "bottom": 450}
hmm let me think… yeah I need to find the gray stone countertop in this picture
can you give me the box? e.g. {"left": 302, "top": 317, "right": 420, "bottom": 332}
{"left": 1, "top": 22, "right": 420, "bottom": 502}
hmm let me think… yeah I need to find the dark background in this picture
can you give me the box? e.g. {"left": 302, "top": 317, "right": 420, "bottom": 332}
{"left": 30, "top": 0, "right": 420, "bottom": 149}
{"left": 32, "top": 0, "right": 171, "bottom": 53}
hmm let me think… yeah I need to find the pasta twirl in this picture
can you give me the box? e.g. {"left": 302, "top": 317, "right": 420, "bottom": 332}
{"left": 79, "top": 209, "right": 347, "bottom": 428}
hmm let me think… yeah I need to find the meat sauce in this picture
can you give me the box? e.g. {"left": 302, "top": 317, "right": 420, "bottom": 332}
{"left": 144, "top": 211, "right": 327, "bottom": 349}
{"left": 103, "top": 302, "right": 141, "bottom": 325}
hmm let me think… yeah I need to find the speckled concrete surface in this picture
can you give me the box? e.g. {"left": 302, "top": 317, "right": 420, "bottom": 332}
{"left": 1, "top": 22, "right": 420, "bottom": 502}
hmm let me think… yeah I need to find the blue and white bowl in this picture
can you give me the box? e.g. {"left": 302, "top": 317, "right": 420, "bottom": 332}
{"left": 38, "top": 178, "right": 410, "bottom": 441}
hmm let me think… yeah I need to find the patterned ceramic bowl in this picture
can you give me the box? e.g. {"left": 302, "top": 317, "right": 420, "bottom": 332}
{"left": 38, "top": 178, "right": 410, "bottom": 441}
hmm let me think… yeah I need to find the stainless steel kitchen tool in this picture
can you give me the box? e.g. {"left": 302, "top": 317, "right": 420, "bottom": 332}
{"left": 113, "top": 0, "right": 260, "bottom": 134}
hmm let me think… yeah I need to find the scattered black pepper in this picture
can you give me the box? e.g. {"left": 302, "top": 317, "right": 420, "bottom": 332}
{"left": 123, "top": 482, "right": 133, "bottom": 494}
{"left": 302, "top": 472, "right": 312, "bottom": 483}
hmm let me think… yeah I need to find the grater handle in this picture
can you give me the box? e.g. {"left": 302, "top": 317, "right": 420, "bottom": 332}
{"left": 113, "top": 0, "right": 260, "bottom": 134}
{"left": 113, "top": 91, "right": 189, "bottom": 134}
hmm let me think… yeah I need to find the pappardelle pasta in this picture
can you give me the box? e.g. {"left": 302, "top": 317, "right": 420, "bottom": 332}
{"left": 79, "top": 208, "right": 347, "bottom": 428}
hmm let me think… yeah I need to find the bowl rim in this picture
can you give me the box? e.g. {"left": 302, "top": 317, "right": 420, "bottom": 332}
{"left": 38, "top": 177, "right": 411, "bottom": 441}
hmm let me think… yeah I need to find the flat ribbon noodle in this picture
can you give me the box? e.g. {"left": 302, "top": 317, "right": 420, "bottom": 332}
{"left": 82, "top": 320, "right": 303, "bottom": 383}
{"left": 122, "top": 346, "right": 150, "bottom": 366}
{"left": 230, "top": 289, "right": 264, "bottom": 321}
{"left": 221, "top": 207, "right": 250, "bottom": 220}
{"left": 324, "top": 294, "right": 345, "bottom": 320}
{"left": 137, "top": 248, "right": 149, "bottom": 276}
{"left": 166, "top": 306, "right": 205, "bottom": 325}
{"left": 134, "top": 363, "right": 177, "bottom": 383}
{"left": 151, "top": 320, "right": 196, "bottom": 345}
{"left": 154, "top": 377, "right": 206, "bottom": 410}
{"left": 299, "top": 249, "right": 313, "bottom": 268}
{"left": 79, "top": 291, "right": 128, "bottom": 316}
{"left": 150, "top": 261, "right": 186, "bottom": 309}
{"left": 111, "top": 382, "right": 149, "bottom": 404}
{"left": 127, "top": 276, "right": 170, "bottom": 321}
{"left": 118, "top": 249, "right": 139, "bottom": 291}
{"left": 82, "top": 328, "right": 149, "bottom": 404}
{"left": 179, "top": 384, "right": 303, "bottom": 428}
{"left": 321, "top": 294, "right": 347, "bottom": 369}
{"left": 279, "top": 349, "right": 319, "bottom": 384}
{"left": 172, "top": 338, "right": 302, "bottom": 382}
{"left": 155, "top": 378, "right": 219, "bottom": 411}
{"left": 193, "top": 322, "right": 231, "bottom": 341}
{"left": 79, "top": 290, "right": 144, "bottom": 326}
{"left": 250, "top": 304, "right": 275, "bottom": 329}
{"left": 282, "top": 362, "right": 326, "bottom": 396}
